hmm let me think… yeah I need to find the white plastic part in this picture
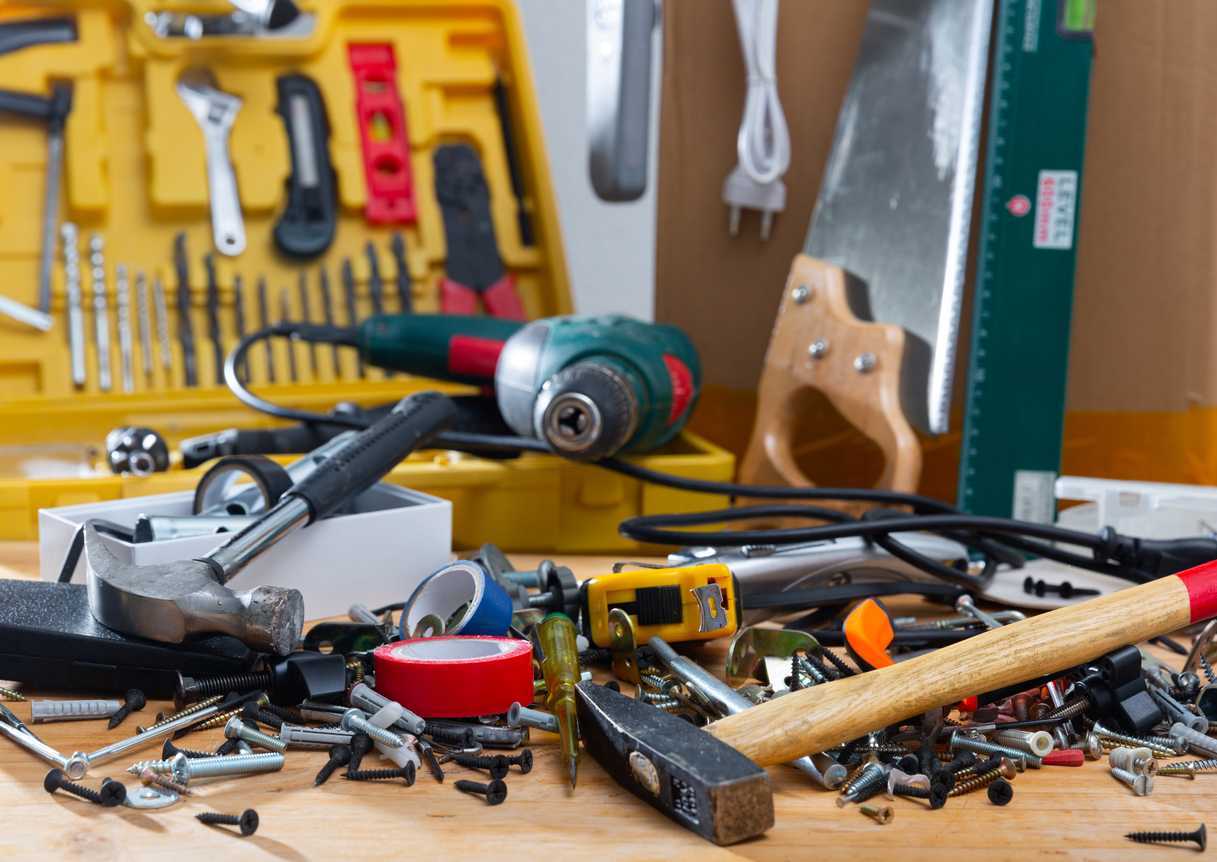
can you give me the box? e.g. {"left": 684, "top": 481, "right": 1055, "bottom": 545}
{"left": 374, "top": 736, "right": 421, "bottom": 770}
{"left": 1056, "top": 475, "right": 1217, "bottom": 541}
{"left": 31, "top": 700, "right": 120, "bottom": 722}
{"left": 367, "top": 701, "right": 403, "bottom": 730}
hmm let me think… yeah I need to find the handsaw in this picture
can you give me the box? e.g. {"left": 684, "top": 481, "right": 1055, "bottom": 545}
{"left": 741, "top": 0, "right": 993, "bottom": 494}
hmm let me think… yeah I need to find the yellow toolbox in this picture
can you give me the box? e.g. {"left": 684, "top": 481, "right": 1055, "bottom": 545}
{"left": 0, "top": 0, "right": 733, "bottom": 549}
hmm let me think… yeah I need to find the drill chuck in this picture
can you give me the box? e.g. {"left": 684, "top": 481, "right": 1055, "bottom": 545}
{"left": 534, "top": 363, "right": 638, "bottom": 460}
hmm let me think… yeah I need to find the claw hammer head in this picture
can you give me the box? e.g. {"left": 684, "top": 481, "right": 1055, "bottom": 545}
{"left": 83, "top": 522, "right": 304, "bottom": 656}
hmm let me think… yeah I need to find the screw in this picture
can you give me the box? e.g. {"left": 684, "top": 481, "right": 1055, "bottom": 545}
{"left": 1201, "top": 655, "right": 1217, "bottom": 685}
{"left": 44, "top": 768, "right": 123, "bottom": 806}
{"left": 162, "top": 739, "right": 217, "bottom": 760}
{"left": 252, "top": 695, "right": 305, "bottom": 726}
{"left": 177, "top": 671, "right": 272, "bottom": 705}
{"left": 853, "top": 352, "right": 875, "bottom": 372}
{"left": 504, "top": 749, "right": 533, "bottom": 774}
{"left": 140, "top": 767, "right": 192, "bottom": 795}
{"left": 0, "top": 686, "right": 26, "bottom": 701}
{"left": 1109, "top": 746, "right": 1158, "bottom": 776}
{"left": 891, "top": 782, "right": 948, "bottom": 809}
{"left": 1111, "top": 766, "right": 1154, "bottom": 796}
{"left": 344, "top": 764, "right": 416, "bottom": 785}
{"left": 130, "top": 751, "right": 284, "bottom": 783}
{"left": 175, "top": 707, "right": 245, "bottom": 738}
{"left": 348, "top": 732, "right": 373, "bottom": 770}
{"left": 98, "top": 777, "right": 128, "bottom": 807}
{"left": 859, "top": 803, "right": 893, "bottom": 825}
{"left": 809, "top": 339, "right": 829, "bottom": 360}
{"left": 949, "top": 734, "right": 1034, "bottom": 769}
{"left": 341, "top": 708, "right": 405, "bottom": 748}
{"left": 224, "top": 716, "right": 285, "bottom": 753}
{"left": 107, "top": 689, "right": 146, "bottom": 730}
{"left": 195, "top": 809, "right": 259, "bottom": 836}
{"left": 1010, "top": 693, "right": 1033, "bottom": 722}
{"left": 138, "top": 695, "right": 222, "bottom": 735}
{"left": 243, "top": 701, "right": 282, "bottom": 731}
{"left": 987, "top": 777, "right": 1014, "bottom": 805}
{"left": 792, "top": 285, "right": 809, "bottom": 304}
{"left": 1093, "top": 721, "right": 1185, "bottom": 754}
{"left": 836, "top": 763, "right": 890, "bottom": 806}
{"left": 315, "top": 744, "right": 351, "bottom": 786}
{"left": 943, "top": 750, "right": 977, "bottom": 774}
{"left": 452, "top": 753, "right": 509, "bottom": 779}
{"left": 947, "top": 760, "right": 1015, "bottom": 798}
{"left": 1157, "top": 764, "right": 1196, "bottom": 779}
{"left": 1125, "top": 824, "right": 1206, "bottom": 851}
{"left": 215, "top": 737, "right": 241, "bottom": 756}
{"left": 454, "top": 778, "right": 507, "bottom": 805}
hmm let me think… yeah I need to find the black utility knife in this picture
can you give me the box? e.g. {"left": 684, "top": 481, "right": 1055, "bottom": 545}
{"left": 273, "top": 74, "right": 337, "bottom": 258}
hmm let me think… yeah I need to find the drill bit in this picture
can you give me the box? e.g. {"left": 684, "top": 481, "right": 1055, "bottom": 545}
{"left": 318, "top": 266, "right": 341, "bottom": 378}
{"left": 204, "top": 253, "right": 223, "bottom": 385}
{"left": 116, "top": 263, "right": 134, "bottom": 393}
{"left": 390, "top": 233, "right": 413, "bottom": 313}
{"left": 89, "top": 233, "right": 112, "bottom": 392}
{"left": 233, "top": 274, "right": 247, "bottom": 382}
{"left": 298, "top": 271, "right": 318, "bottom": 377}
{"left": 61, "top": 222, "right": 86, "bottom": 387}
{"left": 538, "top": 613, "right": 581, "bottom": 788}
{"left": 279, "top": 288, "right": 298, "bottom": 382}
{"left": 152, "top": 275, "right": 172, "bottom": 375}
{"left": 365, "top": 241, "right": 385, "bottom": 315}
{"left": 258, "top": 276, "right": 275, "bottom": 383}
{"left": 136, "top": 270, "right": 153, "bottom": 383}
{"left": 174, "top": 234, "right": 198, "bottom": 387}
{"left": 341, "top": 259, "right": 364, "bottom": 379}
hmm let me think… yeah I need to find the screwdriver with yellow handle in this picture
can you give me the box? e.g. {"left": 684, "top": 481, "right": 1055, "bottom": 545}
{"left": 708, "top": 560, "right": 1217, "bottom": 766}
{"left": 538, "top": 612, "right": 582, "bottom": 788}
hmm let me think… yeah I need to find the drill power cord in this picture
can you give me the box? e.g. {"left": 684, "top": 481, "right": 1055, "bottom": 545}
{"left": 222, "top": 326, "right": 1217, "bottom": 591}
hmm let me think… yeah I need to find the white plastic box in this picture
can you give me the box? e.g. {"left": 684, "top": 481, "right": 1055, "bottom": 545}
{"left": 1056, "top": 475, "right": 1217, "bottom": 539}
{"left": 39, "top": 483, "right": 452, "bottom": 620}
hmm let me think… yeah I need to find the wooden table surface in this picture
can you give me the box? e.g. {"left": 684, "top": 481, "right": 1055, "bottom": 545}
{"left": 0, "top": 541, "right": 1205, "bottom": 861}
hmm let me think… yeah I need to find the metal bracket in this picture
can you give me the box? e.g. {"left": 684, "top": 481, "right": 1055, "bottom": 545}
{"left": 608, "top": 607, "right": 640, "bottom": 685}
{"left": 725, "top": 627, "right": 823, "bottom": 688}
{"left": 690, "top": 583, "right": 728, "bottom": 633}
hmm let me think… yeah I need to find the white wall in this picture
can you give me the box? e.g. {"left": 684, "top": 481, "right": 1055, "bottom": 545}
{"left": 512, "top": 0, "right": 662, "bottom": 321}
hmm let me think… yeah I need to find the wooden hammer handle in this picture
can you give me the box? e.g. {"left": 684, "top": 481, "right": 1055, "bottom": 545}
{"left": 708, "top": 563, "right": 1217, "bottom": 766}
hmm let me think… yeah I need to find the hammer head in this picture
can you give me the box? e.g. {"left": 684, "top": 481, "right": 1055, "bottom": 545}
{"left": 575, "top": 680, "right": 773, "bottom": 845}
{"left": 83, "top": 523, "right": 303, "bottom": 656}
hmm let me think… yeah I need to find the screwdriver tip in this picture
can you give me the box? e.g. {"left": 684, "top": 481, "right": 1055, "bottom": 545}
{"left": 569, "top": 758, "right": 577, "bottom": 789}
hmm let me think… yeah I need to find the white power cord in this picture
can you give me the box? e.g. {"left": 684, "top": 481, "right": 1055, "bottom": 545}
{"left": 722, "top": 0, "right": 789, "bottom": 240}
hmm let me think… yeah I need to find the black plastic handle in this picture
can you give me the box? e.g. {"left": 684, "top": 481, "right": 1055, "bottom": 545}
{"left": 285, "top": 391, "right": 456, "bottom": 522}
{"left": 273, "top": 73, "right": 337, "bottom": 258}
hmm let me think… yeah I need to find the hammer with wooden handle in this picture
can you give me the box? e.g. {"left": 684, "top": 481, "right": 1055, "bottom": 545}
{"left": 708, "top": 562, "right": 1217, "bottom": 766}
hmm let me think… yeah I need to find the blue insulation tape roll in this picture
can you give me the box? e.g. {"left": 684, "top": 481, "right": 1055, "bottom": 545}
{"left": 399, "top": 560, "right": 514, "bottom": 639}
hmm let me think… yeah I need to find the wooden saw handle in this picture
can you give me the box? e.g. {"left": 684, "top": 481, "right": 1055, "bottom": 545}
{"left": 708, "top": 563, "right": 1217, "bottom": 766}
{"left": 739, "top": 254, "right": 920, "bottom": 493}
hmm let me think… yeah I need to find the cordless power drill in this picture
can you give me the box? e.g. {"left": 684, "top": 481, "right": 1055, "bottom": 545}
{"left": 362, "top": 313, "right": 700, "bottom": 460}
{"left": 181, "top": 314, "right": 700, "bottom": 466}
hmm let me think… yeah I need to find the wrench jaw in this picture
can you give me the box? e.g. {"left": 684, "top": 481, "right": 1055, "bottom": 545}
{"left": 83, "top": 523, "right": 304, "bottom": 656}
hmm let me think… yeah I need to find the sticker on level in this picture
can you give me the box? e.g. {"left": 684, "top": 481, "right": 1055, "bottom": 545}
{"left": 1033, "top": 169, "right": 1078, "bottom": 249}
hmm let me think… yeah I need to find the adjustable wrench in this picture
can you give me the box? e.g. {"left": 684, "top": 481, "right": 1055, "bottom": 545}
{"left": 175, "top": 72, "right": 246, "bottom": 255}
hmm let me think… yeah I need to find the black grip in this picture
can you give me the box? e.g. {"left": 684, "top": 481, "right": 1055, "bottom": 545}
{"left": 286, "top": 391, "right": 457, "bottom": 522}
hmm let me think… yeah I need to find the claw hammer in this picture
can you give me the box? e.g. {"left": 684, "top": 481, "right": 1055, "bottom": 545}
{"left": 708, "top": 563, "right": 1217, "bottom": 765}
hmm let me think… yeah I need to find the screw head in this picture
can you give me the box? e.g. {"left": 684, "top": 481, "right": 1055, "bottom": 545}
{"left": 223, "top": 716, "right": 247, "bottom": 739}
{"left": 1132, "top": 774, "right": 1152, "bottom": 796}
{"left": 484, "top": 779, "right": 508, "bottom": 805}
{"left": 927, "top": 783, "right": 948, "bottom": 809}
{"left": 517, "top": 749, "right": 533, "bottom": 774}
{"left": 99, "top": 778, "right": 126, "bottom": 807}
{"left": 170, "top": 752, "right": 190, "bottom": 784}
{"left": 987, "top": 777, "right": 1014, "bottom": 805}
{"left": 929, "top": 768, "right": 954, "bottom": 791}
{"left": 403, "top": 761, "right": 416, "bottom": 786}
{"left": 792, "top": 285, "right": 809, "bottom": 304}
{"left": 488, "top": 755, "right": 509, "bottom": 780}
{"left": 43, "top": 768, "right": 64, "bottom": 794}
{"left": 808, "top": 338, "right": 829, "bottom": 360}
{"left": 873, "top": 805, "right": 894, "bottom": 824}
{"left": 238, "top": 809, "right": 259, "bottom": 836}
{"left": 854, "top": 352, "right": 876, "bottom": 373}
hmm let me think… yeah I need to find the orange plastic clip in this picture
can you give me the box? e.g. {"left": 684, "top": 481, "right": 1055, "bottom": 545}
{"left": 843, "top": 598, "right": 896, "bottom": 672}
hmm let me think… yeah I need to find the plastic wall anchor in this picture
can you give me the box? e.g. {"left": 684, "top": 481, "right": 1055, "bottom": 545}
{"left": 31, "top": 699, "right": 120, "bottom": 722}
{"left": 367, "top": 701, "right": 403, "bottom": 730}
{"left": 374, "top": 736, "right": 420, "bottom": 770}
{"left": 1043, "top": 749, "right": 1085, "bottom": 766}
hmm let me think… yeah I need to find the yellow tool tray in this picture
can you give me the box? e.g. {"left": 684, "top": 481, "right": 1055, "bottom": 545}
{"left": 0, "top": 0, "right": 734, "bottom": 548}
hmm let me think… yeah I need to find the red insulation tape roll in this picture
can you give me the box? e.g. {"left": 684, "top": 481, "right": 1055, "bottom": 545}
{"left": 373, "top": 637, "right": 535, "bottom": 718}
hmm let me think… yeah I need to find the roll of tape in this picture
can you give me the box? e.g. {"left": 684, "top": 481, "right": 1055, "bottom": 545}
{"left": 192, "top": 455, "right": 293, "bottom": 516}
{"left": 399, "top": 561, "right": 513, "bottom": 639}
{"left": 373, "top": 637, "right": 534, "bottom": 718}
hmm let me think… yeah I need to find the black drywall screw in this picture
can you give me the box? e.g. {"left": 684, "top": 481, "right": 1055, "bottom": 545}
{"left": 454, "top": 778, "right": 507, "bottom": 805}
{"left": 44, "top": 769, "right": 123, "bottom": 807}
{"left": 821, "top": 648, "right": 856, "bottom": 677}
{"left": 315, "top": 744, "right": 351, "bottom": 786}
{"left": 98, "top": 777, "right": 129, "bottom": 807}
{"left": 602, "top": 680, "right": 621, "bottom": 693}
{"left": 895, "top": 754, "right": 920, "bottom": 775}
{"left": 243, "top": 701, "right": 283, "bottom": 730}
{"left": 453, "top": 754, "right": 509, "bottom": 780}
{"left": 988, "top": 777, "right": 1014, "bottom": 806}
{"left": 505, "top": 749, "right": 533, "bottom": 774}
{"left": 917, "top": 737, "right": 935, "bottom": 776}
{"left": 162, "top": 739, "right": 217, "bottom": 760}
{"left": 424, "top": 723, "right": 475, "bottom": 746}
{"left": 1022, "top": 576, "right": 1099, "bottom": 599}
{"left": 1125, "top": 825, "right": 1206, "bottom": 851}
{"left": 215, "top": 737, "right": 240, "bottom": 756}
{"left": 348, "top": 732, "right": 372, "bottom": 771}
{"left": 345, "top": 764, "right": 416, "bottom": 785}
{"left": 930, "top": 768, "right": 955, "bottom": 791}
{"left": 1201, "top": 655, "right": 1217, "bottom": 685}
{"left": 108, "top": 689, "right": 146, "bottom": 730}
{"left": 196, "top": 809, "right": 259, "bottom": 836}
{"left": 944, "top": 750, "right": 977, "bottom": 774}
{"left": 179, "top": 672, "right": 271, "bottom": 703}
{"left": 258, "top": 701, "right": 304, "bottom": 725}
{"left": 891, "top": 782, "right": 948, "bottom": 810}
